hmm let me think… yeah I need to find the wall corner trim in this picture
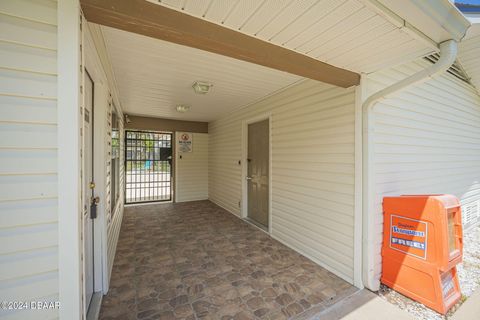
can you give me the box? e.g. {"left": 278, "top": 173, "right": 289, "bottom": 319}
{"left": 354, "top": 78, "right": 365, "bottom": 289}
{"left": 58, "top": 1, "right": 83, "bottom": 319}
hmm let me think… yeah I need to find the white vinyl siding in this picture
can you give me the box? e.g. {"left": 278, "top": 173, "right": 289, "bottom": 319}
{"left": 366, "top": 58, "right": 480, "bottom": 289}
{"left": 175, "top": 133, "right": 209, "bottom": 202}
{"left": 0, "top": 1, "right": 59, "bottom": 319}
{"left": 209, "top": 80, "right": 356, "bottom": 283}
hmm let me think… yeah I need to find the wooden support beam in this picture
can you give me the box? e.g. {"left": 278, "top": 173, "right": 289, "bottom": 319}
{"left": 80, "top": 0, "right": 360, "bottom": 88}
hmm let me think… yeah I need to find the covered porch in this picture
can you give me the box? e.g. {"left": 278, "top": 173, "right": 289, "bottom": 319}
{"left": 99, "top": 201, "right": 357, "bottom": 320}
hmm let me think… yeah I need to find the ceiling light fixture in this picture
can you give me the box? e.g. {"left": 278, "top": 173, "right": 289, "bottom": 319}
{"left": 176, "top": 104, "right": 190, "bottom": 113}
{"left": 192, "top": 81, "right": 213, "bottom": 94}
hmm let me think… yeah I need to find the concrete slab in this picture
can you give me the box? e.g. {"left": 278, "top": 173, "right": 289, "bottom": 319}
{"left": 297, "top": 289, "right": 414, "bottom": 320}
{"left": 450, "top": 289, "right": 480, "bottom": 320}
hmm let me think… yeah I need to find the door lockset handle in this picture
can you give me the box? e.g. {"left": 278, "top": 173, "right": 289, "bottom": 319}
{"left": 246, "top": 176, "right": 252, "bottom": 180}
{"left": 90, "top": 196, "right": 100, "bottom": 219}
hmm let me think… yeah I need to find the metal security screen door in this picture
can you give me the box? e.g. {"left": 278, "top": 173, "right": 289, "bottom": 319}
{"left": 125, "top": 130, "right": 173, "bottom": 203}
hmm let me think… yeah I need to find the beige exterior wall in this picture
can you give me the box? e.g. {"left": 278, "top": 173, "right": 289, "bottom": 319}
{"left": 209, "top": 80, "right": 356, "bottom": 283}
{"left": 0, "top": 4, "right": 126, "bottom": 319}
{"left": 366, "top": 58, "right": 480, "bottom": 290}
{"left": 85, "top": 23, "right": 125, "bottom": 291}
{"left": 175, "top": 133, "right": 209, "bottom": 202}
{"left": 0, "top": 1, "right": 59, "bottom": 319}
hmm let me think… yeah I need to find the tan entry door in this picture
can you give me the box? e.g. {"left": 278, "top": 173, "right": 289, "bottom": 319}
{"left": 247, "top": 119, "right": 269, "bottom": 228}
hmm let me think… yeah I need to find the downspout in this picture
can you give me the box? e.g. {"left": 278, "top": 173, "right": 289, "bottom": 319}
{"left": 362, "top": 39, "right": 458, "bottom": 291}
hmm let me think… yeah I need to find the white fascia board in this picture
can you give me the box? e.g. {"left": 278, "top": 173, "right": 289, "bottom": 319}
{"left": 465, "top": 22, "right": 480, "bottom": 39}
{"left": 374, "top": 0, "right": 471, "bottom": 43}
{"left": 470, "top": 17, "right": 480, "bottom": 24}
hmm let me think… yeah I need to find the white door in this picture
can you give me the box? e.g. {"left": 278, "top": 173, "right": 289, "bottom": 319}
{"left": 83, "top": 70, "right": 95, "bottom": 311}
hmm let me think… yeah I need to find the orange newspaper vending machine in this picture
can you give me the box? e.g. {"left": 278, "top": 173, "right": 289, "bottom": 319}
{"left": 382, "top": 195, "right": 463, "bottom": 314}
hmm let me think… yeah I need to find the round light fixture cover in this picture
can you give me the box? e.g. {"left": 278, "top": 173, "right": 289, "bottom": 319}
{"left": 192, "top": 81, "right": 213, "bottom": 94}
{"left": 176, "top": 104, "right": 190, "bottom": 113}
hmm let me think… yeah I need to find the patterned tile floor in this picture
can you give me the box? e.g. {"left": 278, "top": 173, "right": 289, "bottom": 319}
{"left": 99, "top": 201, "right": 357, "bottom": 320}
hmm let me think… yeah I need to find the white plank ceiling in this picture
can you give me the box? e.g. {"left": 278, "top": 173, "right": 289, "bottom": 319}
{"left": 100, "top": 0, "right": 436, "bottom": 121}
{"left": 101, "top": 25, "right": 303, "bottom": 121}
{"left": 147, "top": 0, "right": 434, "bottom": 73}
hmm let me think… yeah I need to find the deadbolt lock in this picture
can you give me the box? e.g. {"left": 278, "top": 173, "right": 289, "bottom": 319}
{"left": 89, "top": 182, "right": 95, "bottom": 189}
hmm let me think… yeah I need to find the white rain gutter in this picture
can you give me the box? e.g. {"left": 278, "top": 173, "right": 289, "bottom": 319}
{"left": 362, "top": 39, "right": 458, "bottom": 291}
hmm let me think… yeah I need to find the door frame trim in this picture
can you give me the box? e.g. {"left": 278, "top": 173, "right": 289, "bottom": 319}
{"left": 84, "top": 67, "right": 96, "bottom": 312}
{"left": 91, "top": 79, "right": 108, "bottom": 297}
{"left": 241, "top": 113, "right": 272, "bottom": 234}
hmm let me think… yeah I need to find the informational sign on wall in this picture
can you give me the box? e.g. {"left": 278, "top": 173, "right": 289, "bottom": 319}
{"left": 178, "top": 132, "right": 193, "bottom": 153}
{"left": 390, "top": 215, "right": 428, "bottom": 259}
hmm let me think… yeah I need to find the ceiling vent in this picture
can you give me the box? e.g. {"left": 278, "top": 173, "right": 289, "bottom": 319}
{"left": 424, "top": 53, "right": 471, "bottom": 84}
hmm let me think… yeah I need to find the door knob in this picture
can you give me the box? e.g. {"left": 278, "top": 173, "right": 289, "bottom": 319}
{"left": 246, "top": 176, "right": 252, "bottom": 180}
